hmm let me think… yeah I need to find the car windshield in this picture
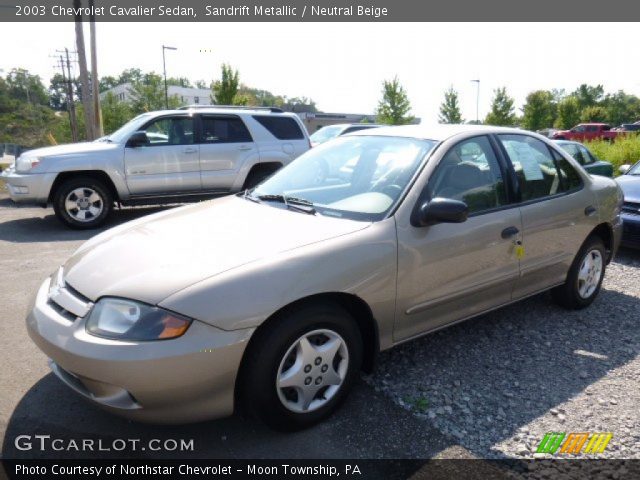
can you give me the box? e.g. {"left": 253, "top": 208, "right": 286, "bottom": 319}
{"left": 628, "top": 162, "right": 640, "bottom": 175}
{"left": 100, "top": 113, "right": 156, "bottom": 144}
{"left": 250, "top": 135, "right": 436, "bottom": 221}
{"left": 310, "top": 125, "right": 345, "bottom": 144}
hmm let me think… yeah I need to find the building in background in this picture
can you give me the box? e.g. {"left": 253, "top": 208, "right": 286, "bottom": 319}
{"left": 100, "top": 83, "right": 213, "bottom": 106}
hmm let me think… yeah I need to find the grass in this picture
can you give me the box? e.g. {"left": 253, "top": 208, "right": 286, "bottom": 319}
{"left": 584, "top": 134, "right": 640, "bottom": 175}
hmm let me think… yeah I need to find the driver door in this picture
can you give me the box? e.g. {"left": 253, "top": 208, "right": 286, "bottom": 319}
{"left": 394, "top": 135, "right": 522, "bottom": 341}
{"left": 124, "top": 115, "right": 201, "bottom": 195}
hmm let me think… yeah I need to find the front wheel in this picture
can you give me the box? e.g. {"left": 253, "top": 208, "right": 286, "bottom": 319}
{"left": 552, "top": 235, "right": 606, "bottom": 309}
{"left": 239, "top": 303, "right": 362, "bottom": 431}
{"left": 52, "top": 176, "right": 113, "bottom": 229}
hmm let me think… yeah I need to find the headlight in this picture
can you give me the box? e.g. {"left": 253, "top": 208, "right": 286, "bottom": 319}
{"left": 15, "top": 156, "right": 42, "bottom": 173}
{"left": 86, "top": 298, "right": 192, "bottom": 341}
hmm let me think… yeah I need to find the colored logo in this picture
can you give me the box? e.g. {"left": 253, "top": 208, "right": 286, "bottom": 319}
{"left": 536, "top": 432, "right": 613, "bottom": 455}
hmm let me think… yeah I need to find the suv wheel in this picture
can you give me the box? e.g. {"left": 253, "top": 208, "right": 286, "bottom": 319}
{"left": 240, "top": 303, "right": 362, "bottom": 431}
{"left": 552, "top": 235, "right": 606, "bottom": 309}
{"left": 52, "top": 176, "right": 113, "bottom": 229}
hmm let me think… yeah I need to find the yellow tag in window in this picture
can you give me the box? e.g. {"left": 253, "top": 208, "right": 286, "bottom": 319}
{"left": 515, "top": 244, "right": 525, "bottom": 259}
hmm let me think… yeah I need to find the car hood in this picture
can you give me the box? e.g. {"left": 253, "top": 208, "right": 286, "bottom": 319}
{"left": 616, "top": 175, "right": 640, "bottom": 203}
{"left": 63, "top": 196, "right": 370, "bottom": 305}
{"left": 23, "top": 141, "right": 119, "bottom": 158}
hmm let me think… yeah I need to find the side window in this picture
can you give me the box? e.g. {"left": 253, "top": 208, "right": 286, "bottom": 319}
{"left": 428, "top": 136, "right": 507, "bottom": 214}
{"left": 201, "top": 116, "right": 252, "bottom": 144}
{"left": 574, "top": 125, "right": 586, "bottom": 132}
{"left": 578, "top": 145, "right": 595, "bottom": 164}
{"left": 252, "top": 116, "right": 304, "bottom": 140}
{"left": 142, "top": 117, "right": 194, "bottom": 146}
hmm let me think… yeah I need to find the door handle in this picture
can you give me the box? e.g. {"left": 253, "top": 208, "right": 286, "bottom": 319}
{"left": 183, "top": 147, "right": 198, "bottom": 154}
{"left": 501, "top": 226, "right": 520, "bottom": 239}
{"left": 584, "top": 205, "right": 597, "bottom": 217}
{"left": 238, "top": 145, "right": 253, "bottom": 151}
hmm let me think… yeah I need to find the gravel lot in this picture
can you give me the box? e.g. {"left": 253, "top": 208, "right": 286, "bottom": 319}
{"left": 367, "top": 249, "right": 640, "bottom": 460}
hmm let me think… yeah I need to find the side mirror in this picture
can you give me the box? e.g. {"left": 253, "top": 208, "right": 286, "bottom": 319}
{"left": 412, "top": 197, "right": 469, "bottom": 227}
{"left": 126, "top": 131, "right": 149, "bottom": 148}
{"left": 619, "top": 164, "right": 631, "bottom": 175}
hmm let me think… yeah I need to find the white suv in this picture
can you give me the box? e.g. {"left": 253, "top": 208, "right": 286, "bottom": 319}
{"left": 1, "top": 106, "right": 310, "bottom": 228}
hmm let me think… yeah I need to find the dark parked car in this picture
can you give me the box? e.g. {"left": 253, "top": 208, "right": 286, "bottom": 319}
{"left": 554, "top": 140, "right": 614, "bottom": 177}
{"left": 617, "top": 161, "right": 640, "bottom": 248}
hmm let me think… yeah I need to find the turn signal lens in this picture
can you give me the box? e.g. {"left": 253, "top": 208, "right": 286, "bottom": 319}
{"left": 158, "top": 314, "right": 192, "bottom": 339}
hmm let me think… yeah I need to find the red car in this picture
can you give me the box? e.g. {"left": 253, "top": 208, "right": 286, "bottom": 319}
{"left": 552, "top": 123, "right": 620, "bottom": 142}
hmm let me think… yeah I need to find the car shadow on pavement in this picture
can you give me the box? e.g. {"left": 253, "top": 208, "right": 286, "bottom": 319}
{"left": 0, "top": 204, "right": 176, "bottom": 244}
{"left": 2, "top": 375, "right": 465, "bottom": 461}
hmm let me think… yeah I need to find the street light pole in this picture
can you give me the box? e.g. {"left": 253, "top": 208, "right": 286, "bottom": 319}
{"left": 162, "top": 45, "right": 177, "bottom": 110}
{"left": 471, "top": 79, "right": 480, "bottom": 124}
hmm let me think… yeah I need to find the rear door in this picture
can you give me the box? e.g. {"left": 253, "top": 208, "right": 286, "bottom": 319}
{"left": 124, "top": 115, "right": 200, "bottom": 195}
{"left": 394, "top": 135, "right": 522, "bottom": 341}
{"left": 496, "top": 134, "right": 597, "bottom": 299}
{"left": 198, "top": 114, "right": 258, "bottom": 192}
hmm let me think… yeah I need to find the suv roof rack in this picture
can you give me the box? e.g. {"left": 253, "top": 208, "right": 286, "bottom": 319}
{"left": 178, "top": 105, "right": 285, "bottom": 113}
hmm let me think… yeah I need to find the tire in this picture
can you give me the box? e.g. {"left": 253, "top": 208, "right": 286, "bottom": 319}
{"left": 52, "top": 176, "right": 113, "bottom": 229}
{"left": 551, "top": 235, "right": 606, "bottom": 309}
{"left": 239, "top": 302, "right": 363, "bottom": 431}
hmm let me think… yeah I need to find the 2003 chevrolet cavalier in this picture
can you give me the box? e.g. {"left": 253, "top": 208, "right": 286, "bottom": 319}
{"left": 27, "top": 125, "right": 623, "bottom": 430}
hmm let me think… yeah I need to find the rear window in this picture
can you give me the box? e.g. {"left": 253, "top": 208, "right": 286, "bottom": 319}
{"left": 252, "top": 116, "right": 305, "bottom": 140}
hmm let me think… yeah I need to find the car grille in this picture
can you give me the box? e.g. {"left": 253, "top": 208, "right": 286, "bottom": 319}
{"left": 622, "top": 220, "right": 640, "bottom": 245}
{"left": 47, "top": 267, "right": 93, "bottom": 321}
{"left": 622, "top": 201, "right": 640, "bottom": 216}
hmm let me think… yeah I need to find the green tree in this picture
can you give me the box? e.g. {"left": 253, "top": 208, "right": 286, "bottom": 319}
{"left": 99, "top": 75, "right": 119, "bottom": 92}
{"left": 438, "top": 86, "right": 464, "bottom": 124}
{"left": 129, "top": 73, "right": 181, "bottom": 112}
{"left": 572, "top": 84, "right": 604, "bottom": 110}
{"left": 554, "top": 96, "right": 581, "bottom": 129}
{"left": 580, "top": 105, "right": 608, "bottom": 123}
{"left": 601, "top": 91, "right": 640, "bottom": 126}
{"left": 5, "top": 68, "right": 48, "bottom": 106}
{"left": 101, "top": 92, "right": 134, "bottom": 134}
{"left": 521, "top": 90, "right": 555, "bottom": 131}
{"left": 376, "top": 76, "right": 414, "bottom": 125}
{"left": 484, "top": 87, "right": 516, "bottom": 126}
{"left": 212, "top": 64, "right": 241, "bottom": 105}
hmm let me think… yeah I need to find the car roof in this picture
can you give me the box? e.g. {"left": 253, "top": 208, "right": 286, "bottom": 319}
{"left": 154, "top": 107, "right": 298, "bottom": 116}
{"left": 345, "top": 124, "right": 529, "bottom": 142}
{"left": 553, "top": 139, "right": 580, "bottom": 145}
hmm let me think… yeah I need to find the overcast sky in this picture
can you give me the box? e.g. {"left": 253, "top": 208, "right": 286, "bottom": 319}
{"left": 2, "top": 22, "right": 639, "bottom": 122}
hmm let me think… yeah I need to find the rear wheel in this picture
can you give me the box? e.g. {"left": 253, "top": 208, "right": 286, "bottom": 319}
{"left": 552, "top": 235, "right": 606, "bottom": 309}
{"left": 239, "top": 303, "right": 362, "bottom": 431}
{"left": 52, "top": 176, "right": 113, "bottom": 229}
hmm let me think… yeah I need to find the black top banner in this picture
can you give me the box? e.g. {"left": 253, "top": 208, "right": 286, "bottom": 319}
{"left": 3, "top": 0, "right": 640, "bottom": 22}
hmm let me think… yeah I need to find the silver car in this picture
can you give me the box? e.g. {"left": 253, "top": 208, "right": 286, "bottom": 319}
{"left": 2, "top": 106, "right": 310, "bottom": 229}
{"left": 26, "top": 125, "right": 623, "bottom": 430}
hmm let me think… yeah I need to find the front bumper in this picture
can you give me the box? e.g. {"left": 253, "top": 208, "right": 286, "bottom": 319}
{"left": 1, "top": 167, "right": 56, "bottom": 204}
{"left": 621, "top": 213, "right": 640, "bottom": 248}
{"left": 26, "top": 277, "right": 254, "bottom": 424}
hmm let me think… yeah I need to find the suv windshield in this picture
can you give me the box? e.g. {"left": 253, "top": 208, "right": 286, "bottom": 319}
{"left": 251, "top": 136, "right": 436, "bottom": 221}
{"left": 628, "top": 162, "right": 640, "bottom": 175}
{"left": 310, "top": 125, "right": 345, "bottom": 145}
{"left": 101, "top": 113, "right": 156, "bottom": 144}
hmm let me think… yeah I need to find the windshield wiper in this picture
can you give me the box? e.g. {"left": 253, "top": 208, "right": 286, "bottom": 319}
{"left": 256, "top": 194, "right": 316, "bottom": 215}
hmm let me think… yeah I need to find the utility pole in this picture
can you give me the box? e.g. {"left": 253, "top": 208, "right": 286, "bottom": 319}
{"left": 88, "top": 0, "right": 103, "bottom": 137}
{"left": 471, "top": 79, "right": 480, "bottom": 124}
{"left": 162, "top": 45, "right": 177, "bottom": 110}
{"left": 56, "top": 52, "right": 79, "bottom": 142}
{"left": 74, "top": 0, "right": 95, "bottom": 140}
{"left": 65, "top": 49, "right": 80, "bottom": 141}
